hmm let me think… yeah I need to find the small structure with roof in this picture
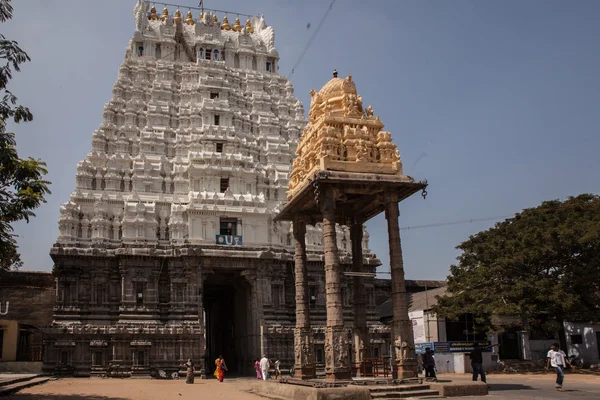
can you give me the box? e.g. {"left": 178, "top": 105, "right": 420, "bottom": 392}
{"left": 275, "top": 70, "right": 428, "bottom": 381}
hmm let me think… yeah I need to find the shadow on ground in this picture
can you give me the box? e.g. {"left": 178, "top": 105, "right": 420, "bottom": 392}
{"left": 6, "top": 395, "right": 128, "bottom": 400}
{"left": 488, "top": 383, "right": 534, "bottom": 391}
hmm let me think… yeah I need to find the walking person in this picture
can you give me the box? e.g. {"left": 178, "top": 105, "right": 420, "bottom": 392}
{"left": 259, "top": 355, "right": 270, "bottom": 381}
{"left": 254, "top": 358, "right": 263, "bottom": 380}
{"left": 213, "top": 355, "right": 227, "bottom": 382}
{"left": 468, "top": 342, "right": 499, "bottom": 384}
{"left": 274, "top": 359, "right": 281, "bottom": 380}
{"left": 546, "top": 343, "right": 572, "bottom": 392}
{"left": 183, "top": 359, "right": 195, "bottom": 384}
{"left": 423, "top": 348, "right": 436, "bottom": 379}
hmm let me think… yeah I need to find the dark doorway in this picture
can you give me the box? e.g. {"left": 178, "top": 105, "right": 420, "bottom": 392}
{"left": 204, "top": 273, "right": 253, "bottom": 376}
{"left": 499, "top": 329, "right": 521, "bottom": 359}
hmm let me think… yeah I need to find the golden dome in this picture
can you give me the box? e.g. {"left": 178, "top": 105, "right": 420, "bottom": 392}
{"left": 317, "top": 70, "right": 357, "bottom": 99}
{"left": 185, "top": 10, "right": 195, "bottom": 25}
{"left": 221, "top": 16, "right": 231, "bottom": 30}
{"left": 245, "top": 19, "right": 254, "bottom": 33}
{"left": 213, "top": 14, "right": 219, "bottom": 25}
{"left": 160, "top": 6, "right": 169, "bottom": 22}
{"left": 174, "top": 9, "right": 182, "bottom": 23}
{"left": 233, "top": 17, "right": 242, "bottom": 32}
{"left": 149, "top": 6, "right": 158, "bottom": 20}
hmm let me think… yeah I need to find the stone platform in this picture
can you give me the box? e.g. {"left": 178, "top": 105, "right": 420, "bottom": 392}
{"left": 247, "top": 378, "right": 488, "bottom": 399}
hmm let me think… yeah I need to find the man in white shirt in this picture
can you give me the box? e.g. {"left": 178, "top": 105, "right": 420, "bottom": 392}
{"left": 546, "top": 343, "right": 572, "bottom": 391}
{"left": 260, "top": 355, "right": 270, "bottom": 381}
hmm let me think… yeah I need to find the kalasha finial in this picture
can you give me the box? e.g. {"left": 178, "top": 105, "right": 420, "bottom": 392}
{"left": 221, "top": 16, "right": 231, "bottom": 30}
{"left": 333, "top": 69, "right": 338, "bottom": 78}
{"left": 213, "top": 14, "right": 219, "bottom": 25}
{"left": 174, "top": 9, "right": 182, "bottom": 23}
{"left": 245, "top": 19, "right": 254, "bottom": 33}
{"left": 185, "top": 10, "right": 195, "bottom": 25}
{"left": 149, "top": 5, "right": 158, "bottom": 20}
{"left": 233, "top": 17, "right": 242, "bottom": 32}
{"left": 160, "top": 6, "right": 169, "bottom": 22}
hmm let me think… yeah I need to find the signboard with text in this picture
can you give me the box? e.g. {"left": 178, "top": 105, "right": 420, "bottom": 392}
{"left": 415, "top": 342, "right": 435, "bottom": 355}
{"left": 433, "top": 340, "right": 491, "bottom": 353}
{"left": 215, "top": 235, "right": 243, "bottom": 246}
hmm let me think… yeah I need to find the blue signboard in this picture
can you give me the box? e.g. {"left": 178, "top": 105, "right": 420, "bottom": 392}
{"left": 415, "top": 342, "right": 435, "bottom": 355}
{"left": 433, "top": 340, "right": 491, "bottom": 353}
{"left": 215, "top": 235, "right": 243, "bottom": 246}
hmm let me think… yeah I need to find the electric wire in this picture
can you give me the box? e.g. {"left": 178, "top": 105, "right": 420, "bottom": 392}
{"left": 288, "top": 0, "right": 337, "bottom": 78}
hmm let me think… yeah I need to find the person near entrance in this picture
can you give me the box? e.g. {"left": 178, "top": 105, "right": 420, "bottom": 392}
{"left": 469, "top": 342, "right": 499, "bottom": 384}
{"left": 254, "top": 358, "right": 263, "bottom": 379}
{"left": 546, "top": 343, "right": 572, "bottom": 391}
{"left": 214, "top": 355, "right": 227, "bottom": 382}
{"left": 183, "top": 359, "right": 195, "bottom": 384}
{"left": 274, "top": 359, "right": 281, "bottom": 379}
{"left": 423, "top": 348, "right": 436, "bottom": 379}
{"left": 259, "top": 355, "right": 270, "bottom": 381}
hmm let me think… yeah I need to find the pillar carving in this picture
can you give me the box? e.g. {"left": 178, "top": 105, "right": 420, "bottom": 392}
{"left": 320, "top": 187, "right": 351, "bottom": 381}
{"left": 292, "top": 215, "right": 315, "bottom": 379}
{"left": 385, "top": 199, "right": 418, "bottom": 378}
{"left": 350, "top": 220, "right": 368, "bottom": 374}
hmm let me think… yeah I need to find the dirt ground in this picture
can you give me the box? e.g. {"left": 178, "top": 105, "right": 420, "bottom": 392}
{"left": 6, "top": 377, "right": 264, "bottom": 400}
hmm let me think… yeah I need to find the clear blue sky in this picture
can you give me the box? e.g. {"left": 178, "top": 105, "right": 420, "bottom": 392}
{"left": 4, "top": 0, "right": 600, "bottom": 280}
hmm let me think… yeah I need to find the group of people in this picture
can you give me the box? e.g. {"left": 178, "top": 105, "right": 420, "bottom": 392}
{"left": 254, "top": 355, "right": 281, "bottom": 380}
{"left": 181, "top": 355, "right": 227, "bottom": 384}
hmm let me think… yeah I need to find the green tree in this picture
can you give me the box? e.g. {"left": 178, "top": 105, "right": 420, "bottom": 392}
{"left": 0, "top": 0, "right": 50, "bottom": 271}
{"left": 435, "top": 194, "right": 600, "bottom": 334}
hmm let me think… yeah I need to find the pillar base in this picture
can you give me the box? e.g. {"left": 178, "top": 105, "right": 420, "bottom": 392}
{"left": 294, "top": 327, "right": 316, "bottom": 380}
{"left": 324, "top": 326, "right": 352, "bottom": 381}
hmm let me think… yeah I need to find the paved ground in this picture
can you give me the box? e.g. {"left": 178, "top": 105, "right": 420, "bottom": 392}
{"left": 4, "top": 377, "right": 264, "bottom": 400}
{"left": 3, "top": 372, "right": 600, "bottom": 399}
{"left": 440, "top": 372, "right": 600, "bottom": 399}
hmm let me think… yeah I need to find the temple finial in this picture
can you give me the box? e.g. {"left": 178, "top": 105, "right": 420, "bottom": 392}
{"left": 233, "top": 17, "right": 242, "bottom": 32}
{"left": 245, "top": 19, "right": 254, "bottom": 33}
{"left": 149, "top": 5, "right": 158, "bottom": 20}
{"left": 185, "top": 10, "right": 195, "bottom": 25}
{"left": 174, "top": 9, "right": 182, "bottom": 23}
{"left": 333, "top": 69, "right": 338, "bottom": 78}
{"left": 160, "top": 6, "right": 169, "bottom": 22}
{"left": 221, "top": 16, "right": 231, "bottom": 30}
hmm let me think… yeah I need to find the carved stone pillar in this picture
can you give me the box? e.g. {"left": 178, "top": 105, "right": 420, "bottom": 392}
{"left": 292, "top": 215, "right": 316, "bottom": 379}
{"left": 385, "top": 199, "right": 418, "bottom": 378}
{"left": 320, "top": 187, "right": 351, "bottom": 381}
{"left": 351, "top": 220, "right": 368, "bottom": 375}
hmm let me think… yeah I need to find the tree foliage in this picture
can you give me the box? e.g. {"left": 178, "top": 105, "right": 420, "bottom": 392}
{"left": 0, "top": 0, "right": 50, "bottom": 271}
{"left": 435, "top": 194, "right": 600, "bottom": 333}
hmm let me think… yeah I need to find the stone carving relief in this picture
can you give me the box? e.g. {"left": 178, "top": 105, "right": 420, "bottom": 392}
{"left": 288, "top": 72, "right": 406, "bottom": 199}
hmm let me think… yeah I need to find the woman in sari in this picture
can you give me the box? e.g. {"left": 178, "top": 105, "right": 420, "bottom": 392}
{"left": 213, "top": 355, "right": 227, "bottom": 382}
{"left": 183, "top": 359, "right": 195, "bottom": 384}
{"left": 254, "top": 359, "right": 262, "bottom": 379}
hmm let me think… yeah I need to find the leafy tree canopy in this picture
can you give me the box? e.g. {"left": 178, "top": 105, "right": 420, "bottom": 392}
{"left": 435, "top": 194, "right": 600, "bottom": 333}
{"left": 0, "top": 0, "right": 50, "bottom": 271}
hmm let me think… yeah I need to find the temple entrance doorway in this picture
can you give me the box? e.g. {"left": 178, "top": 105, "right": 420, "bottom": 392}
{"left": 203, "top": 272, "right": 253, "bottom": 376}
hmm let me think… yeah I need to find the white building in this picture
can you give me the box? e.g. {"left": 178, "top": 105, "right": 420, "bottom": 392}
{"left": 45, "top": 1, "right": 380, "bottom": 377}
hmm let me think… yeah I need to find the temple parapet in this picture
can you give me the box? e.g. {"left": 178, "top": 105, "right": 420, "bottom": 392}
{"left": 288, "top": 70, "right": 405, "bottom": 200}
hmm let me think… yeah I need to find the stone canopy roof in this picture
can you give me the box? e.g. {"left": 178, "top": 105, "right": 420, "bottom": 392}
{"left": 287, "top": 70, "right": 405, "bottom": 200}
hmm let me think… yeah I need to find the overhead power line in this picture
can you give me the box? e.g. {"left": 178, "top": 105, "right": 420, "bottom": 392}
{"left": 400, "top": 216, "right": 510, "bottom": 231}
{"left": 288, "top": 0, "right": 337, "bottom": 78}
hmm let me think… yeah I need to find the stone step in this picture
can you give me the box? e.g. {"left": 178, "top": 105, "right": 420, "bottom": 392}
{"left": 0, "top": 377, "right": 51, "bottom": 397}
{"left": 0, "top": 374, "right": 41, "bottom": 387}
{"left": 370, "top": 385, "right": 431, "bottom": 393}
{"left": 371, "top": 390, "right": 440, "bottom": 399}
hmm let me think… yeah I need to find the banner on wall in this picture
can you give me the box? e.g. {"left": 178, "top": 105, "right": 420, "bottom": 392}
{"left": 409, "top": 310, "right": 426, "bottom": 343}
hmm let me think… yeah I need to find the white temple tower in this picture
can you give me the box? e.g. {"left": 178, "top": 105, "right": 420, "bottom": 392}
{"left": 46, "top": 1, "right": 382, "bottom": 378}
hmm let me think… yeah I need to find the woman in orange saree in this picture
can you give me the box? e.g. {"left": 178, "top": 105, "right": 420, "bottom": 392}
{"left": 213, "top": 356, "right": 227, "bottom": 382}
